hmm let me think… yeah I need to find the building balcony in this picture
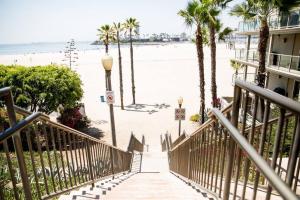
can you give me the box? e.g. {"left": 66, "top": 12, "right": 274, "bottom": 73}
{"left": 234, "top": 49, "right": 300, "bottom": 73}
{"left": 269, "top": 53, "right": 300, "bottom": 72}
{"left": 237, "top": 9, "right": 300, "bottom": 34}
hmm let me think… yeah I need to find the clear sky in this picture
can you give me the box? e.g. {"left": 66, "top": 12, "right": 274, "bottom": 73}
{"left": 0, "top": 0, "right": 242, "bottom": 44}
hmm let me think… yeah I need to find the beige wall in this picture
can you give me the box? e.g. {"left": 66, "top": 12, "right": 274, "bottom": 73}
{"left": 272, "top": 34, "right": 296, "bottom": 55}
{"left": 267, "top": 73, "right": 294, "bottom": 98}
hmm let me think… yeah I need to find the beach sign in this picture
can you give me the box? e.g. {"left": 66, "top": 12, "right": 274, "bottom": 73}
{"left": 175, "top": 108, "right": 185, "bottom": 120}
{"left": 106, "top": 91, "right": 115, "bottom": 104}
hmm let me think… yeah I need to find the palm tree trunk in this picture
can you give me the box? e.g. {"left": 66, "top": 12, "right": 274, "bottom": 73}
{"left": 196, "top": 25, "right": 205, "bottom": 124}
{"left": 257, "top": 19, "right": 269, "bottom": 87}
{"left": 117, "top": 31, "right": 124, "bottom": 110}
{"left": 130, "top": 29, "right": 136, "bottom": 104}
{"left": 209, "top": 24, "right": 217, "bottom": 108}
{"left": 257, "top": 19, "right": 269, "bottom": 121}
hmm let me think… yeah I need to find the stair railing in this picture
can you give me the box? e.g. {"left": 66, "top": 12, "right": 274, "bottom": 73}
{"left": 169, "top": 80, "right": 300, "bottom": 200}
{"left": 0, "top": 87, "right": 133, "bottom": 200}
{"left": 127, "top": 133, "right": 145, "bottom": 152}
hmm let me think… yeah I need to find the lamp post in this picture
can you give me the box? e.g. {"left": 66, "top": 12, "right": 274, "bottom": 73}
{"left": 178, "top": 97, "right": 183, "bottom": 136}
{"left": 101, "top": 54, "right": 117, "bottom": 147}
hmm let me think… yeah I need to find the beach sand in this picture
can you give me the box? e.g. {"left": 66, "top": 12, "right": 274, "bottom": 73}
{"left": 0, "top": 43, "right": 235, "bottom": 151}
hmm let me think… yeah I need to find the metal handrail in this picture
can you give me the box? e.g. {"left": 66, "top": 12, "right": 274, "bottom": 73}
{"left": 235, "top": 80, "right": 300, "bottom": 113}
{"left": 127, "top": 133, "right": 144, "bottom": 152}
{"left": 211, "top": 108, "right": 298, "bottom": 200}
{"left": 12, "top": 105, "right": 125, "bottom": 151}
{"left": 171, "top": 102, "right": 233, "bottom": 151}
{"left": 169, "top": 80, "right": 300, "bottom": 200}
{"left": 0, "top": 87, "right": 134, "bottom": 200}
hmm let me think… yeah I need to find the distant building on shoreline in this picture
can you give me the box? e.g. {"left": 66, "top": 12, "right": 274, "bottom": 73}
{"left": 91, "top": 32, "right": 190, "bottom": 45}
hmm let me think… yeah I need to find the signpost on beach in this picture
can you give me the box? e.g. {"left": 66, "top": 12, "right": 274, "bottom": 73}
{"left": 176, "top": 97, "right": 184, "bottom": 137}
{"left": 175, "top": 108, "right": 185, "bottom": 120}
{"left": 106, "top": 91, "right": 115, "bottom": 104}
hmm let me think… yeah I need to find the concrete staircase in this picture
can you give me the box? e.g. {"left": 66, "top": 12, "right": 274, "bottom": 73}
{"left": 58, "top": 151, "right": 215, "bottom": 200}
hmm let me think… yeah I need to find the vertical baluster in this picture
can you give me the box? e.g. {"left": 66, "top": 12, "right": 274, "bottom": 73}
{"left": 33, "top": 126, "right": 50, "bottom": 195}
{"left": 252, "top": 101, "right": 270, "bottom": 200}
{"left": 233, "top": 91, "right": 249, "bottom": 200}
{"left": 211, "top": 121, "right": 218, "bottom": 191}
{"left": 219, "top": 127, "right": 228, "bottom": 198}
{"left": 286, "top": 116, "right": 300, "bottom": 186}
{"left": 200, "top": 131, "right": 205, "bottom": 185}
{"left": 86, "top": 139, "right": 94, "bottom": 185}
{"left": 241, "top": 95, "right": 258, "bottom": 200}
{"left": 72, "top": 134, "right": 82, "bottom": 184}
{"left": 67, "top": 132, "right": 77, "bottom": 186}
{"left": 25, "top": 129, "right": 41, "bottom": 199}
{"left": 214, "top": 122, "right": 222, "bottom": 193}
{"left": 223, "top": 85, "right": 241, "bottom": 200}
{"left": 57, "top": 129, "right": 68, "bottom": 188}
{"left": 62, "top": 131, "right": 72, "bottom": 187}
{"left": 207, "top": 125, "right": 213, "bottom": 189}
{"left": 266, "top": 108, "right": 286, "bottom": 200}
{"left": 99, "top": 143, "right": 106, "bottom": 177}
{"left": 3, "top": 140, "right": 20, "bottom": 200}
{"left": 277, "top": 118, "right": 289, "bottom": 175}
{"left": 293, "top": 155, "right": 300, "bottom": 192}
{"left": 42, "top": 124, "right": 56, "bottom": 192}
{"left": 78, "top": 137, "right": 85, "bottom": 181}
{"left": 50, "top": 126, "right": 63, "bottom": 190}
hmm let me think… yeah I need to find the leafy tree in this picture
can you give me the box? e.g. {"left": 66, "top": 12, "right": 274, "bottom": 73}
{"left": 124, "top": 17, "right": 139, "bottom": 104}
{"left": 178, "top": 0, "right": 207, "bottom": 124}
{"left": 0, "top": 64, "right": 83, "bottom": 114}
{"left": 113, "top": 22, "right": 125, "bottom": 110}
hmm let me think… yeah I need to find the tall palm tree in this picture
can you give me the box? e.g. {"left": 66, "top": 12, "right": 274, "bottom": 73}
{"left": 178, "top": 0, "right": 207, "bottom": 124}
{"left": 113, "top": 22, "right": 125, "bottom": 110}
{"left": 202, "top": 0, "right": 232, "bottom": 108}
{"left": 231, "top": 0, "right": 300, "bottom": 87}
{"left": 124, "top": 18, "right": 139, "bottom": 105}
{"left": 97, "top": 24, "right": 114, "bottom": 53}
{"left": 97, "top": 24, "right": 115, "bottom": 90}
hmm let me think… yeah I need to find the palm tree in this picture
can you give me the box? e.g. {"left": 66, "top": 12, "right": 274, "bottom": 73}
{"left": 124, "top": 18, "right": 139, "bottom": 105}
{"left": 97, "top": 24, "right": 114, "bottom": 53}
{"left": 113, "top": 22, "right": 125, "bottom": 110}
{"left": 97, "top": 24, "right": 115, "bottom": 90}
{"left": 178, "top": 0, "right": 207, "bottom": 124}
{"left": 231, "top": 0, "right": 300, "bottom": 87}
{"left": 202, "top": 0, "right": 232, "bottom": 108}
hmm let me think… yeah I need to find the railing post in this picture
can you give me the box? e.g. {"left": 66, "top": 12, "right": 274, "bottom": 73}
{"left": 110, "top": 147, "right": 115, "bottom": 179}
{"left": 4, "top": 91, "right": 33, "bottom": 200}
{"left": 86, "top": 139, "right": 95, "bottom": 187}
{"left": 187, "top": 139, "right": 191, "bottom": 180}
{"left": 223, "top": 84, "right": 241, "bottom": 200}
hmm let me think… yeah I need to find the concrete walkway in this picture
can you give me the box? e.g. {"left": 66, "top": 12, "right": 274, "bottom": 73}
{"left": 102, "top": 152, "right": 209, "bottom": 200}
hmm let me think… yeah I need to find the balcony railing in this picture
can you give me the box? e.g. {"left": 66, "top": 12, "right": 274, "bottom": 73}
{"left": 238, "top": 10, "right": 300, "bottom": 33}
{"left": 235, "top": 49, "right": 259, "bottom": 64}
{"left": 269, "top": 53, "right": 300, "bottom": 72}
{"left": 232, "top": 72, "right": 257, "bottom": 85}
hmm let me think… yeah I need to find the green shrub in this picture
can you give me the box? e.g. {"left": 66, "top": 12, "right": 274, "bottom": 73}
{"left": 190, "top": 114, "right": 200, "bottom": 122}
{"left": 0, "top": 64, "right": 83, "bottom": 114}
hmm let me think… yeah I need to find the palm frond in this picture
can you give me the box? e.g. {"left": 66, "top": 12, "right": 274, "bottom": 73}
{"left": 218, "top": 27, "right": 233, "bottom": 41}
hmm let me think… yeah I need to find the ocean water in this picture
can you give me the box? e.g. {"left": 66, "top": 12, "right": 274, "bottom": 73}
{"left": 0, "top": 41, "right": 104, "bottom": 55}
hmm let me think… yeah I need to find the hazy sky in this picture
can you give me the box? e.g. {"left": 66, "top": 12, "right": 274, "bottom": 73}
{"left": 0, "top": 0, "right": 242, "bottom": 44}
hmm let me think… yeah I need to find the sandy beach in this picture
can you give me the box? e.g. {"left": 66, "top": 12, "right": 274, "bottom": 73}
{"left": 0, "top": 42, "right": 235, "bottom": 150}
